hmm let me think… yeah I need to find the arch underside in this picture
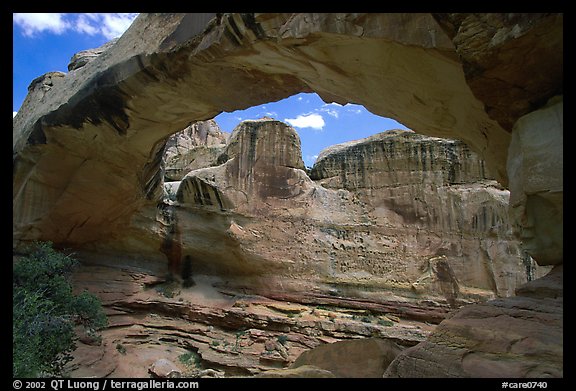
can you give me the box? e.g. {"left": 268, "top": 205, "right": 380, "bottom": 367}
{"left": 13, "top": 13, "right": 517, "bottom": 247}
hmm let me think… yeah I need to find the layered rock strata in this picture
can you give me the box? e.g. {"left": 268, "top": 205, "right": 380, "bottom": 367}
{"left": 66, "top": 261, "right": 432, "bottom": 377}
{"left": 385, "top": 265, "right": 563, "bottom": 378}
{"left": 163, "top": 122, "right": 540, "bottom": 305}
{"left": 163, "top": 120, "right": 229, "bottom": 181}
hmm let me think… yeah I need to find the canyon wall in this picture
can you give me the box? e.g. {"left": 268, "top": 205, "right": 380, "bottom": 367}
{"left": 13, "top": 13, "right": 562, "bottom": 377}
{"left": 141, "top": 120, "right": 539, "bottom": 308}
{"left": 13, "top": 13, "right": 509, "bottom": 250}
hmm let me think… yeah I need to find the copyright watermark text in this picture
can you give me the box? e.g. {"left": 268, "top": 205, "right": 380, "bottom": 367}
{"left": 502, "top": 382, "right": 548, "bottom": 389}
{"left": 12, "top": 380, "right": 199, "bottom": 391}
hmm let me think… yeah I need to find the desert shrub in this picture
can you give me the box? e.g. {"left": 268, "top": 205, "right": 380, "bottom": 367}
{"left": 116, "top": 343, "right": 127, "bottom": 355}
{"left": 276, "top": 334, "right": 288, "bottom": 345}
{"left": 13, "top": 242, "right": 107, "bottom": 377}
{"left": 377, "top": 319, "right": 394, "bottom": 327}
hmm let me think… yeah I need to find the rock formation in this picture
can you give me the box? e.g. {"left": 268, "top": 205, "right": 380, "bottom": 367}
{"left": 13, "top": 13, "right": 563, "bottom": 378}
{"left": 154, "top": 120, "right": 538, "bottom": 308}
{"left": 68, "top": 38, "right": 119, "bottom": 71}
{"left": 12, "top": 13, "right": 513, "bottom": 249}
{"left": 163, "top": 120, "right": 228, "bottom": 181}
{"left": 290, "top": 338, "right": 402, "bottom": 377}
{"left": 385, "top": 265, "right": 563, "bottom": 378}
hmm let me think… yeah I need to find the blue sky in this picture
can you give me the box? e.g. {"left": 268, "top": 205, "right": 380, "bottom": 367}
{"left": 13, "top": 13, "right": 410, "bottom": 167}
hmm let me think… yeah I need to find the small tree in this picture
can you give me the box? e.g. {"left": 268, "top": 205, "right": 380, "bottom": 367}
{"left": 13, "top": 242, "right": 107, "bottom": 377}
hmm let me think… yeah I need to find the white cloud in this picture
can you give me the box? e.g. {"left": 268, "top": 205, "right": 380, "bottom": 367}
{"left": 346, "top": 104, "right": 364, "bottom": 114}
{"left": 100, "top": 13, "right": 138, "bottom": 39}
{"left": 75, "top": 14, "right": 99, "bottom": 35}
{"left": 13, "top": 13, "right": 138, "bottom": 40}
{"left": 13, "top": 13, "right": 70, "bottom": 36}
{"left": 297, "top": 96, "right": 303, "bottom": 101}
{"left": 319, "top": 107, "right": 339, "bottom": 118}
{"left": 13, "top": 111, "right": 18, "bottom": 118}
{"left": 264, "top": 111, "right": 278, "bottom": 118}
{"left": 285, "top": 113, "right": 325, "bottom": 130}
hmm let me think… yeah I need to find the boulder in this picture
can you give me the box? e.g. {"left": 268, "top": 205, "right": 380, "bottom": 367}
{"left": 291, "top": 338, "right": 402, "bottom": 377}
{"left": 148, "top": 358, "right": 182, "bottom": 378}
{"left": 384, "top": 265, "right": 563, "bottom": 378}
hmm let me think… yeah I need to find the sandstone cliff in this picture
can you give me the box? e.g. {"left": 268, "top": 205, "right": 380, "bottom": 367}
{"left": 62, "top": 118, "right": 549, "bottom": 377}
{"left": 308, "top": 130, "right": 542, "bottom": 299}
{"left": 163, "top": 120, "right": 229, "bottom": 181}
{"left": 13, "top": 13, "right": 562, "bottom": 378}
{"left": 384, "top": 265, "right": 563, "bottom": 378}
{"left": 147, "top": 121, "right": 541, "bottom": 309}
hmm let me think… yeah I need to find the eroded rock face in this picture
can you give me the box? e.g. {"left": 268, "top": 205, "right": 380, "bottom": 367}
{"left": 384, "top": 265, "right": 563, "bottom": 378}
{"left": 311, "top": 130, "right": 489, "bottom": 189}
{"left": 163, "top": 120, "right": 229, "bottom": 181}
{"left": 13, "top": 13, "right": 516, "bottom": 250}
{"left": 433, "top": 13, "right": 563, "bottom": 132}
{"left": 12, "top": 13, "right": 563, "bottom": 378}
{"left": 507, "top": 97, "right": 563, "bottom": 266}
{"left": 180, "top": 118, "right": 307, "bottom": 213}
{"left": 146, "top": 121, "right": 541, "bottom": 310}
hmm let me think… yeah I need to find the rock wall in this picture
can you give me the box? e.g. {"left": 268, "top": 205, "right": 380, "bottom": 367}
{"left": 12, "top": 13, "right": 563, "bottom": 378}
{"left": 13, "top": 13, "right": 513, "bottom": 250}
{"left": 385, "top": 265, "right": 563, "bottom": 378}
{"left": 163, "top": 120, "right": 229, "bottom": 181}
{"left": 308, "top": 130, "right": 543, "bottom": 299}
{"left": 506, "top": 98, "right": 563, "bottom": 266}
{"left": 142, "top": 120, "right": 541, "bottom": 309}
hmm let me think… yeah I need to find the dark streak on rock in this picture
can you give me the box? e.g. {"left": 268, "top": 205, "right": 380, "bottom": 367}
{"left": 141, "top": 139, "right": 168, "bottom": 200}
{"left": 27, "top": 121, "right": 47, "bottom": 145}
{"left": 240, "top": 13, "right": 266, "bottom": 39}
{"left": 38, "top": 56, "right": 150, "bottom": 137}
{"left": 159, "top": 13, "right": 217, "bottom": 51}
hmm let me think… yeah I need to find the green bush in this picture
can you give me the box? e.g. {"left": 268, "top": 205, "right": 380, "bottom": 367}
{"left": 13, "top": 242, "right": 107, "bottom": 378}
{"left": 377, "top": 319, "right": 394, "bottom": 327}
{"left": 276, "top": 334, "right": 288, "bottom": 345}
{"left": 116, "top": 344, "right": 127, "bottom": 355}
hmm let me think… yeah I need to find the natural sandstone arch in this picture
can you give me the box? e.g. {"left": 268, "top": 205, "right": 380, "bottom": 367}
{"left": 13, "top": 13, "right": 562, "bottom": 267}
